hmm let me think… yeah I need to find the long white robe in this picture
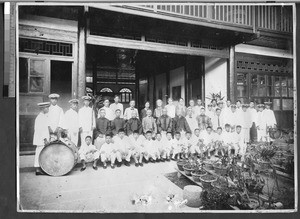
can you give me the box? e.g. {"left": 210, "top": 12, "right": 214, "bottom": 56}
{"left": 262, "top": 109, "right": 277, "bottom": 127}
{"left": 64, "top": 108, "right": 80, "bottom": 145}
{"left": 33, "top": 112, "right": 50, "bottom": 167}
{"left": 185, "top": 115, "right": 198, "bottom": 134}
{"left": 48, "top": 104, "right": 64, "bottom": 131}
{"left": 123, "top": 107, "right": 139, "bottom": 120}
{"left": 257, "top": 111, "right": 267, "bottom": 141}
{"left": 165, "top": 104, "right": 176, "bottom": 119}
{"left": 78, "top": 106, "right": 96, "bottom": 141}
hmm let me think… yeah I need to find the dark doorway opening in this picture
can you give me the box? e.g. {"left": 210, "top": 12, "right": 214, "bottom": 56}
{"left": 51, "top": 60, "right": 72, "bottom": 110}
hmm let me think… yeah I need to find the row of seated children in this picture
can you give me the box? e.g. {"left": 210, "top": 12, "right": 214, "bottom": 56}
{"left": 78, "top": 123, "right": 247, "bottom": 171}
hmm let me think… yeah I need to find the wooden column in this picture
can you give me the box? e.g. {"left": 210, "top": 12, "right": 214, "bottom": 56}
{"left": 184, "top": 56, "right": 189, "bottom": 105}
{"left": 166, "top": 57, "right": 170, "bottom": 102}
{"left": 92, "top": 60, "right": 97, "bottom": 96}
{"left": 8, "top": 3, "right": 16, "bottom": 97}
{"left": 77, "top": 6, "right": 88, "bottom": 98}
{"left": 229, "top": 46, "right": 236, "bottom": 102}
{"left": 0, "top": 3, "right": 3, "bottom": 98}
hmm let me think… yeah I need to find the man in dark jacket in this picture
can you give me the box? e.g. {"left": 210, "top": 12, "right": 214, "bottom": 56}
{"left": 126, "top": 110, "right": 143, "bottom": 135}
{"left": 196, "top": 106, "right": 212, "bottom": 131}
{"left": 111, "top": 109, "right": 126, "bottom": 136}
{"left": 156, "top": 108, "right": 172, "bottom": 135}
{"left": 173, "top": 111, "right": 191, "bottom": 134}
{"left": 94, "top": 109, "right": 111, "bottom": 149}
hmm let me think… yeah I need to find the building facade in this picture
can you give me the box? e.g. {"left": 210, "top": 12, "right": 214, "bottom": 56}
{"left": 12, "top": 3, "right": 294, "bottom": 151}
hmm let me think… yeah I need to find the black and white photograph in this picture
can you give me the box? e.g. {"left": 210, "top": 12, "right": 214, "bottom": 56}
{"left": 11, "top": 1, "right": 297, "bottom": 213}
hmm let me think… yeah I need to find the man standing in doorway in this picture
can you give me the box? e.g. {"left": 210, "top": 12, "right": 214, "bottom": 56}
{"left": 33, "top": 102, "right": 50, "bottom": 175}
{"left": 249, "top": 101, "right": 258, "bottom": 143}
{"left": 64, "top": 99, "right": 80, "bottom": 146}
{"left": 110, "top": 95, "right": 124, "bottom": 118}
{"left": 78, "top": 96, "right": 96, "bottom": 144}
{"left": 48, "top": 93, "right": 64, "bottom": 139}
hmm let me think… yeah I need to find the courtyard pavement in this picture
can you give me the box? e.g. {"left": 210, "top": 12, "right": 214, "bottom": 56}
{"left": 18, "top": 155, "right": 200, "bottom": 213}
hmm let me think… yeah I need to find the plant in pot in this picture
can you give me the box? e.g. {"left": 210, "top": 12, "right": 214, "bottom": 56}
{"left": 191, "top": 161, "right": 207, "bottom": 182}
{"left": 258, "top": 146, "right": 277, "bottom": 170}
{"left": 182, "top": 156, "right": 198, "bottom": 176}
{"left": 199, "top": 174, "right": 218, "bottom": 189}
{"left": 200, "top": 187, "right": 231, "bottom": 210}
{"left": 213, "top": 149, "right": 230, "bottom": 176}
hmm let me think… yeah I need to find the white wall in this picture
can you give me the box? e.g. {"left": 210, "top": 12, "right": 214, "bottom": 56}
{"left": 204, "top": 57, "right": 227, "bottom": 103}
{"left": 169, "top": 66, "right": 185, "bottom": 105}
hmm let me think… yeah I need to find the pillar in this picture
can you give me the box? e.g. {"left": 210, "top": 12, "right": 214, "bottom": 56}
{"left": 229, "top": 46, "right": 235, "bottom": 102}
{"left": 77, "top": 6, "right": 88, "bottom": 98}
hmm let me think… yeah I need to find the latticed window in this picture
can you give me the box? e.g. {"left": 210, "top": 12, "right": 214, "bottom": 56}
{"left": 119, "top": 88, "right": 132, "bottom": 103}
{"left": 100, "top": 88, "right": 113, "bottom": 93}
{"left": 19, "top": 57, "right": 45, "bottom": 93}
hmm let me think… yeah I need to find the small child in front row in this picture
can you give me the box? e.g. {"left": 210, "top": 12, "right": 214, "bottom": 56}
{"left": 171, "top": 132, "right": 183, "bottom": 160}
{"left": 79, "top": 135, "right": 100, "bottom": 171}
{"left": 182, "top": 131, "right": 193, "bottom": 158}
{"left": 100, "top": 133, "right": 118, "bottom": 169}
{"left": 143, "top": 131, "right": 159, "bottom": 163}
{"left": 163, "top": 132, "right": 173, "bottom": 161}
{"left": 129, "top": 130, "right": 146, "bottom": 167}
{"left": 113, "top": 128, "right": 132, "bottom": 167}
{"left": 155, "top": 132, "right": 166, "bottom": 161}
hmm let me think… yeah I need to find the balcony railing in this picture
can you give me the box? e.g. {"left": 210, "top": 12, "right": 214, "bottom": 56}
{"left": 125, "top": 4, "right": 293, "bottom": 34}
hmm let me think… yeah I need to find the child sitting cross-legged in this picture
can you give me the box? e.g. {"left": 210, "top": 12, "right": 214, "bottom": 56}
{"left": 128, "top": 130, "right": 146, "bottom": 167}
{"left": 182, "top": 131, "right": 193, "bottom": 159}
{"left": 171, "top": 132, "right": 183, "bottom": 160}
{"left": 142, "top": 131, "right": 159, "bottom": 163}
{"left": 79, "top": 135, "right": 100, "bottom": 171}
{"left": 113, "top": 128, "right": 132, "bottom": 167}
{"left": 100, "top": 133, "right": 118, "bottom": 169}
{"left": 154, "top": 132, "right": 166, "bottom": 162}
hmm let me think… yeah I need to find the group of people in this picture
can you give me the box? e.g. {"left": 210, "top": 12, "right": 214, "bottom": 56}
{"left": 33, "top": 93, "right": 277, "bottom": 174}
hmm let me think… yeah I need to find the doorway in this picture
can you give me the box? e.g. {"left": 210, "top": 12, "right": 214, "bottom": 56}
{"left": 51, "top": 60, "right": 72, "bottom": 110}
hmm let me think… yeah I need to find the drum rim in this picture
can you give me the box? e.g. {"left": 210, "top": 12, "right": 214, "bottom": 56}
{"left": 39, "top": 140, "right": 76, "bottom": 176}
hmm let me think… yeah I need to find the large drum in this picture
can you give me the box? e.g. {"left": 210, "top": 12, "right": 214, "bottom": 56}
{"left": 39, "top": 140, "right": 79, "bottom": 176}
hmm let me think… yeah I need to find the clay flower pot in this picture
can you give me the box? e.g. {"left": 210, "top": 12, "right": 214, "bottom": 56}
{"left": 213, "top": 163, "right": 228, "bottom": 175}
{"left": 177, "top": 160, "right": 188, "bottom": 171}
{"left": 191, "top": 169, "right": 207, "bottom": 182}
{"left": 200, "top": 174, "right": 217, "bottom": 189}
{"left": 183, "top": 164, "right": 196, "bottom": 176}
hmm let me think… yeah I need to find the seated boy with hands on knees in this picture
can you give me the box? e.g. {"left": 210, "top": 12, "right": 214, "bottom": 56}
{"left": 142, "top": 131, "right": 159, "bottom": 163}
{"left": 79, "top": 135, "right": 100, "bottom": 171}
{"left": 171, "top": 132, "right": 184, "bottom": 160}
{"left": 113, "top": 128, "right": 133, "bottom": 167}
{"left": 155, "top": 132, "right": 167, "bottom": 162}
{"left": 100, "top": 133, "right": 118, "bottom": 169}
{"left": 182, "top": 131, "right": 193, "bottom": 158}
{"left": 129, "top": 130, "right": 146, "bottom": 167}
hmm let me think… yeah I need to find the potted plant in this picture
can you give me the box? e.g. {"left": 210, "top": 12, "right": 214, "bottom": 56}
{"left": 199, "top": 174, "right": 218, "bottom": 189}
{"left": 258, "top": 146, "right": 277, "bottom": 170}
{"left": 200, "top": 187, "right": 230, "bottom": 210}
{"left": 191, "top": 161, "right": 207, "bottom": 182}
{"left": 183, "top": 156, "right": 197, "bottom": 176}
{"left": 176, "top": 159, "right": 189, "bottom": 171}
{"left": 213, "top": 149, "right": 230, "bottom": 176}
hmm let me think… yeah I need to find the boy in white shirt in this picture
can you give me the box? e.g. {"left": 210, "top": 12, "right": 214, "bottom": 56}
{"left": 100, "top": 133, "right": 118, "bottom": 169}
{"left": 163, "top": 132, "right": 173, "bottom": 161}
{"left": 129, "top": 130, "right": 146, "bottom": 167}
{"left": 190, "top": 128, "right": 202, "bottom": 155}
{"left": 113, "top": 128, "right": 132, "bottom": 167}
{"left": 143, "top": 131, "right": 159, "bottom": 163}
{"left": 214, "top": 127, "right": 223, "bottom": 142}
{"left": 183, "top": 131, "right": 195, "bottom": 158}
{"left": 231, "top": 125, "right": 246, "bottom": 156}
{"left": 222, "top": 124, "right": 234, "bottom": 145}
{"left": 79, "top": 136, "right": 100, "bottom": 171}
{"left": 155, "top": 133, "right": 166, "bottom": 161}
{"left": 171, "top": 132, "right": 184, "bottom": 160}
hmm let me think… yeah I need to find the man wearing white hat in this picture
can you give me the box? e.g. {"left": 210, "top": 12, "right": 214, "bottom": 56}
{"left": 263, "top": 101, "right": 277, "bottom": 142}
{"left": 48, "top": 93, "right": 65, "bottom": 139}
{"left": 78, "top": 96, "right": 96, "bottom": 144}
{"left": 64, "top": 99, "right": 80, "bottom": 146}
{"left": 33, "top": 102, "right": 51, "bottom": 175}
{"left": 256, "top": 104, "right": 267, "bottom": 142}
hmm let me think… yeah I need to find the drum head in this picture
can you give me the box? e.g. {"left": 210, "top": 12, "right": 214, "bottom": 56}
{"left": 39, "top": 142, "right": 76, "bottom": 176}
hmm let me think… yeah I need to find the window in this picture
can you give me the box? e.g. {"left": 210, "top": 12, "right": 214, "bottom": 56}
{"left": 237, "top": 73, "right": 293, "bottom": 111}
{"left": 119, "top": 88, "right": 132, "bottom": 103}
{"left": 100, "top": 87, "right": 113, "bottom": 93}
{"left": 19, "top": 57, "right": 45, "bottom": 93}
